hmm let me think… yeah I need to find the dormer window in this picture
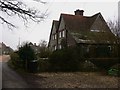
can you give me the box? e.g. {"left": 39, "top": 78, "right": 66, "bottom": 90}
{"left": 91, "top": 29, "right": 100, "bottom": 32}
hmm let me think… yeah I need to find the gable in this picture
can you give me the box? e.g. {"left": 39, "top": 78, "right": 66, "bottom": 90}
{"left": 48, "top": 20, "right": 58, "bottom": 47}
{"left": 52, "top": 24, "right": 57, "bottom": 34}
{"left": 58, "top": 17, "right": 65, "bottom": 31}
{"left": 90, "top": 14, "right": 110, "bottom": 33}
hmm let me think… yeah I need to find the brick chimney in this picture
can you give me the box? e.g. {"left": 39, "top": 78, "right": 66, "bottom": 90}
{"left": 74, "top": 9, "right": 84, "bottom": 16}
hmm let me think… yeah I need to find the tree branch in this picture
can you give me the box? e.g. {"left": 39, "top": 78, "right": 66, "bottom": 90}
{"left": 0, "top": 16, "right": 16, "bottom": 27}
{"left": 0, "top": 0, "right": 47, "bottom": 29}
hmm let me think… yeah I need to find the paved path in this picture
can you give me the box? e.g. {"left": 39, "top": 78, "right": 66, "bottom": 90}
{"left": 0, "top": 59, "right": 2, "bottom": 89}
{"left": 1, "top": 55, "right": 29, "bottom": 88}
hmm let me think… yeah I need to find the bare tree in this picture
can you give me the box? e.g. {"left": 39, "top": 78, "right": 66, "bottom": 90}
{"left": 0, "top": 0, "right": 47, "bottom": 29}
{"left": 38, "top": 40, "right": 51, "bottom": 58}
{"left": 38, "top": 40, "right": 47, "bottom": 51}
{"left": 107, "top": 20, "right": 120, "bottom": 37}
{"left": 107, "top": 19, "right": 120, "bottom": 58}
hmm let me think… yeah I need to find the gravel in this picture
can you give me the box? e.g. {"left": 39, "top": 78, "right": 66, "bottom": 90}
{"left": 21, "top": 72, "right": 120, "bottom": 88}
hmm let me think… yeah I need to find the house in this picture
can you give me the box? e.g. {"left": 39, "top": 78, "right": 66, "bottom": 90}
{"left": 0, "top": 42, "right": 13, "bottom": 55}
{"left": 29, "top": 42, "right": 39, "bottom": 54}
{"left": 48, "top": 9, "right": 119, "bottom": 66}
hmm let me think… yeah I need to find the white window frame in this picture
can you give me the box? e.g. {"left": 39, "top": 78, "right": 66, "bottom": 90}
{"left": 52, "top": 35, "right": 54, "bottom": 40}
{"left": 90, "top": 29, "right": 100, "bottom": 32}
{"left": 62, "top": 30, "right": 65, "bottom": 37}
{"left": 54, "top": 45, "right": 57, "bottom": 50}
{"left": 52, "top": 34, "right": 57, "bottom": 40}
{"left": 59, "top": 44, "right": 62, "bottom": 49}
{"left": 54, "top": 34, "right": 56, "bottom": 40}
{"left": 59, "top": 32, "right": 61, "bottom": 38}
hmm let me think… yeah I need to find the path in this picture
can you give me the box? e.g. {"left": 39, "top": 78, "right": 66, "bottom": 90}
{"left": 1, "top": 55, "right": 29, "bottom": 88}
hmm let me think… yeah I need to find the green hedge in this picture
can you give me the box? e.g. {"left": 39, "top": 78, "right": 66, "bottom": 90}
{"left": 10, "top": 52, "right": 24, "bottom": 69}
{"left": 108, "top": 64, "right": 120, "bottom": 77}
{"left": 48, "top": 47, "right": 82, "bottom": 72}
{"left": 38, "top": 58, "right": 50, "bottom": 72}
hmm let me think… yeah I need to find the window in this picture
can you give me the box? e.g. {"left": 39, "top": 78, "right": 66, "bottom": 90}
{"left": 59, "top": 44, "right": 62, "bottom": 49}
{"left": 52, "top": 34, "right": 56, "bottom": 40}
{"left": 52, "top": 35, "right": 54, "bottom": 40}
{"left": 96, "top": 46, "right": 111, "bottom": 57}
{"left": 54, "top": 45, "right": 57, "bottom": 50}
{"left": 55, "top": 34, "right": 56, "bottom": 40}
{"left": 59, "top": 32, "right": 61, "bottom": 38}
{"left": 86, "top": 47, "right": 89, "bottom": 53}
{"left": 62, "top": 30, "right": 65, "bottom": 37}
{"left": 90, "top": 29, "right": 100, "bottom": 32}
{"left": 108, "top": 46, "right": 112, "bottom": 51}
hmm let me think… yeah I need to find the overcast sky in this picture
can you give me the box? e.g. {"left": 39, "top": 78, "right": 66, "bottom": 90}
{"left": 0, "top": 0, "right": 119, "bottom": 50}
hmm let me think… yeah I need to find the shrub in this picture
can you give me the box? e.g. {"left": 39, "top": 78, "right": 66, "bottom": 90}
{"left": 37, "top": 49, "right": 51, "bottom": 58}
{"left": 18, "top": 43, "right": 36, "bottom": 71}
{"left": 108, "top": 64, "right": 120, "bottom": 77}
{"left": 37, "top": 40, "right": 51, "bottom": 58}
{"left": 38, "top": 58, "right": 50, "bottom": 72}
{"left": 49, "top": 47, "right": 82, "bottom": 72}
{"left": 90, "top": 58, "right": 119, "bottom": 70}
{"left": 18, "top": 43, "right": 36, "bottom": 61}
{"left": 10, "top": 52, "right": 21, "bottom": 68}
{"left": 79, "top": 60, "right": 99, "bottom": 72}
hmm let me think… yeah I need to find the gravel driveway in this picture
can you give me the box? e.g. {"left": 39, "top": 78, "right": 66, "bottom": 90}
{"left": 21, "top": 72, "right": 120, "bottom": 88}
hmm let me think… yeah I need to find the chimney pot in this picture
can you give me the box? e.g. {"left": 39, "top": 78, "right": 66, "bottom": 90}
{"left": 74, "top": 9, "right": 84, "bottom": 16}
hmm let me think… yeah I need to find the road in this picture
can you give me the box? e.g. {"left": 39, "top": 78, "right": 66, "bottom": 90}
{"left": 0, "top": 56, "right": 2, "bottom": 89}
{"left": 1, "top": 55, "right": 29, "bottom": 88}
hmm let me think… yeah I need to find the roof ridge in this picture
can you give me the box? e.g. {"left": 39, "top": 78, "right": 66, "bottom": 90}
{"left": 91, "top": 12, "right": 101, "bottom": 17}
{"left": 61, "top": 13, "right": 100, "bottom": 18}
{"left": 61, "top": 13, "right": 87, "bottom": 17}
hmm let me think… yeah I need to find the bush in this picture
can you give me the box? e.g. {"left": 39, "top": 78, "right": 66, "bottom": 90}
{"left": 28, "top": 60, "right": 39, "bottom": 73}
{"left": 108, "top": 64, "right": 120, "bottom": 77}
{"left": 49, "top": 47, "right": 82, "bottom": 72}
{"left": 18, "top": 43, "right": 36, "bottom": 61}
{"left": 37, "top": 49, "right": 51, "bottom": 58}
{"left": 18, "top": 43, "right": 36, "bottom": 70}
{"left": 79, "top": 60, "right": 99, "bottom": 72}
{"left": 10, "top": 52, "right": 23, "bottom": 68}
{"left": 38, "top": 58, "right": 50, "bottom": 72}
{"left": 90, "top": 58, "right": 119, "bottom": 70}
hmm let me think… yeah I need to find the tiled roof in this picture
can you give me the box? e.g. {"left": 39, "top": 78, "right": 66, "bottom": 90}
{"left": 60, "top": 13, "right": 117, "bottom": 44}
{"left": 71, "top": 32, "right": 117, "bottom": 44}
{"left": 61, "top": 13, "right": 99, "bottom": 32}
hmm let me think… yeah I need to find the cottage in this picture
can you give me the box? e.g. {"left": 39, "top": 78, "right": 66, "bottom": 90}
{"left": 28, "top": 42, "right": 39, "bottom": 54}
{"left": 48, "top": 10, "right": 119, "bottom": 67}
{"left": 0, "top": 42, "right": 13, "bottom": 55}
